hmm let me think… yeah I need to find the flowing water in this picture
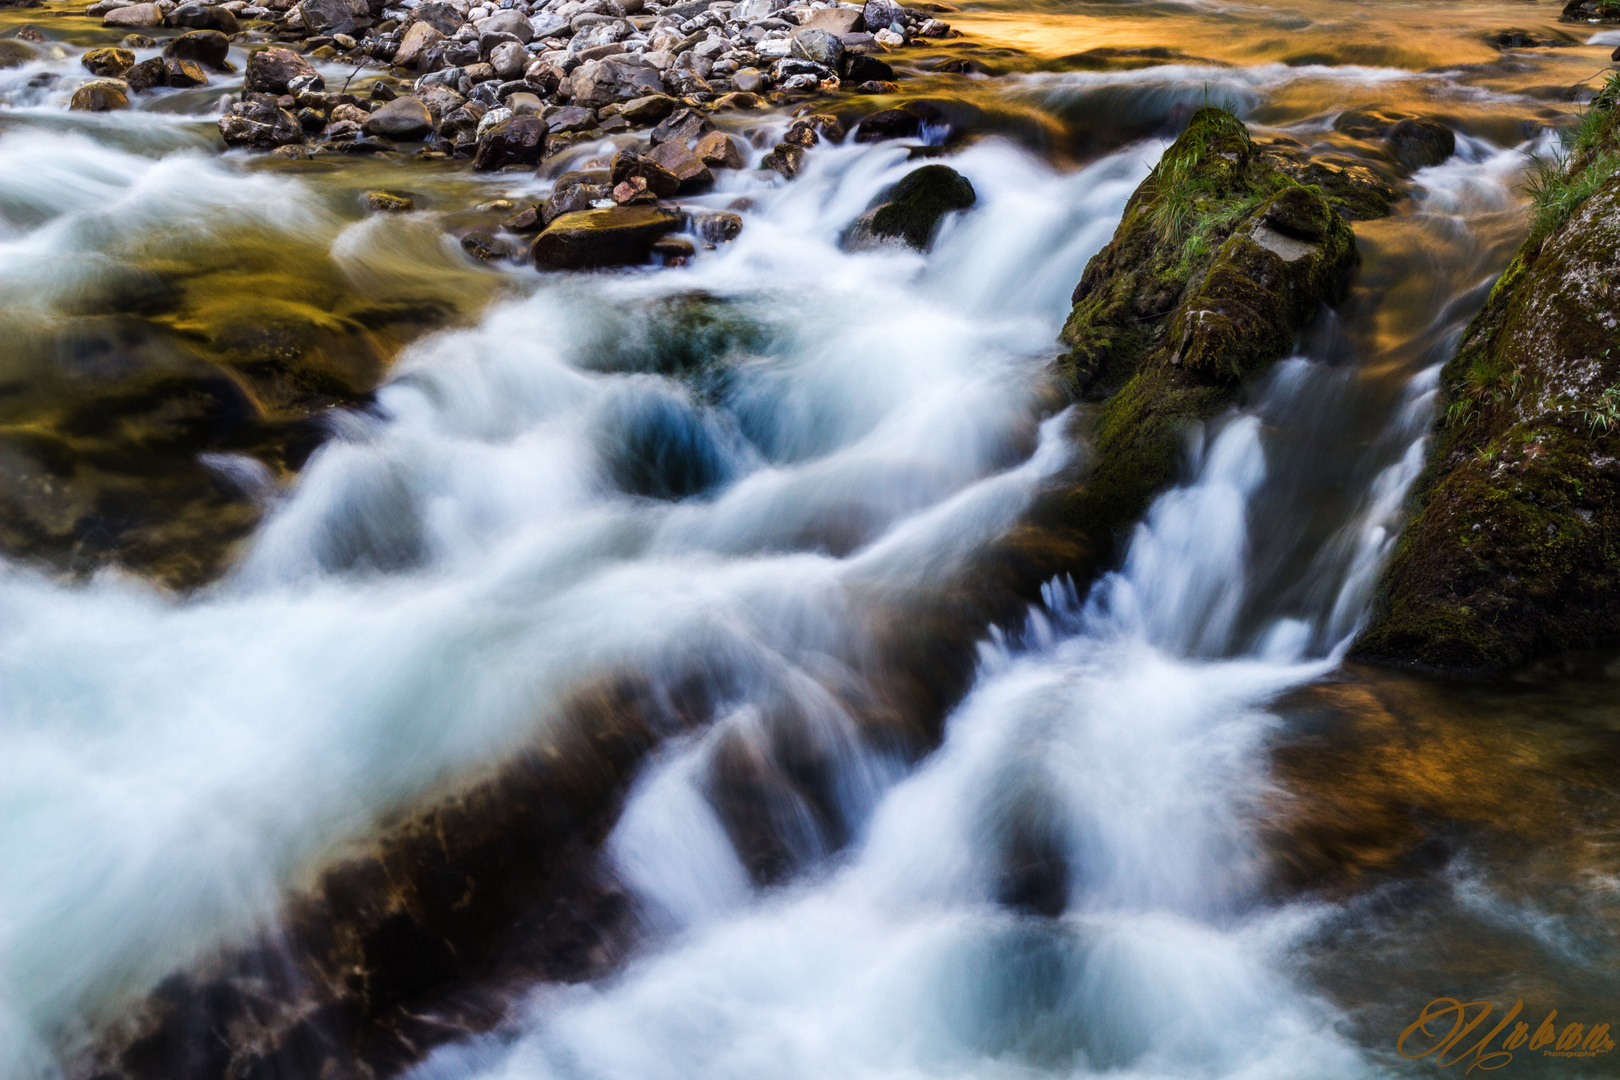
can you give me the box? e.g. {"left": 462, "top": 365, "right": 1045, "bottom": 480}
{"left": 6, "top": 0, "right": 1620, "bottom": 1077}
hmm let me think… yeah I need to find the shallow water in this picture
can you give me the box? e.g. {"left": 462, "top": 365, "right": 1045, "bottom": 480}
{"left": 4, "top": 0, "right": 1620, "bottom": 1077}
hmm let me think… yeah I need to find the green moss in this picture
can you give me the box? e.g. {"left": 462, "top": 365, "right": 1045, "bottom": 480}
{"left": 867, "top": 164, "right": 977, "bottom": 251}
{"left": 1355, "top": 88, "right": 1620, "bottom": 670}
{"left": 1046, "top": 107, "right": 1358, "bottom": 563}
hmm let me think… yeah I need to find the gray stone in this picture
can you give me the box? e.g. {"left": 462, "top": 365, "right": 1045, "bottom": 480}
{"left": 362, "top": 94, "right": 435, "bottom": 138}
{"left": 297, "top": 0, "right": 368, "bottom": 35}
{"left": 789, "top": 26, "right": 841, "bottom": 66}
{"left": 102, "top": 3, "right": 162, "bottom": 26}
{"left": 567, "top": 56, "right": 662, "bottom": 106}
{"left": 476, "top": 7, "right": 533, "bottom": 41}
{"left": 489, "top": 39, "right": 527, "bottom": 78}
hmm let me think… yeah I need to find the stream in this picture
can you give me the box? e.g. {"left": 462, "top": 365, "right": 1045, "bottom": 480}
{"left": 5, "top": 0, "right": 1620, "bottom": 1077}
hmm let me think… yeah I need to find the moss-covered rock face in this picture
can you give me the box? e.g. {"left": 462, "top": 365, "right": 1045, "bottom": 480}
{"left": 1354, "top": 144, "right": 1620, "bottom": 671}
{"left": 1044, "top": 108, "right": 1357, "bottom": 552}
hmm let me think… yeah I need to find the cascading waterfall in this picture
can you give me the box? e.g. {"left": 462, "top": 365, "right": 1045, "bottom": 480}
{"left": 0, "top": 6, "right": 1585, "bottom": 1071}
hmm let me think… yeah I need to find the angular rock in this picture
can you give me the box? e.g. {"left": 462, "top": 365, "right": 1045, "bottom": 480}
{"left": 761, "top": 140, "right": 804, "bottom": 178}
{"left": 163, "top": 29, "right": 231, "bottom": 70}
{"left": 646, "top": 138, "right": 714, "bottom": 192}
{"left": 693, "top": 208, "right": 742, "bottom": 242}
{"left": 862, "top": 0, "right": 904, "bottom": 32}
{"left": 790, "top": 26, "right": 843, "bottom": 66}
{"left": 80, "top": 46, "right": 135, "bottom": 78}
{"left": 363, "top": 95, "right": 434, "bottom": 138}
{"left": 544, "top": 104, "right": 595, "bottom": 131}
{"left": 489, "top": 40, "right": 527, "bottom": 80}
{"left": 393, "top": 20, "right": 445, "bottom": 67}
{"left": 69, "top": 77, "right": 130, "bottom": 109}
{"left": 297, "top": 0, "right": 368, "bottom": 35}
{"left": 477, "top": 7, "right": 533, "bottom": 42}
{"left": 245, "top": 46, "right": 318, "bottom": 94}
{"left": 649, "top": 105, "right": 711, "bottom": 144}
{"left": 460, "top": 229, "right": 512, "bottom": 260}
{"left": 408, "top": 0, "right": 463, "bottom": 34}
{"left": 843, "top": 162, "right": 973, "bottom": 250}
{"left": 542, "top": 181, "right": 609, "bottom": 224}
{"left": 163, "top": 57, "right": 208, "bottom": 86}
{"left": 472, "top": 114, "right": 548, "bottom": 170}
{"left": 567, "top": 57, "right": 663, "bottom": 107}
{"left": 532, "top": 205, "right": 684, "bottom": 269}
{"left": 784, "top": 112, "right": 842, "bottom": 146}
{"left": 125, "top": 56, "right": 167, "bottom": 90}
{"left": 609, "top": 148, "right": 680, "bottom": 196}
{"left": 694, "top": 129, "right": 744, "bottom": 169}
{"left": 219, "top": 97, "right": 304, "bottom": 146}
{"left": 621, "top": 91, "right": 677, "bottom": 123}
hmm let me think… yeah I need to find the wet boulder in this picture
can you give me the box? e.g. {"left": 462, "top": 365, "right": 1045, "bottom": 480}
{"left": 0, "top": 39, "right": 36, "bottom": 67}
{"left": 853, "top": 100, "right": 948, "bottom": 143}
{"left": 568, "top": 57, "right": 664, "bottom": 108}
{"left": 163, "top": 57, "right": 208, "bottom": 87}
{"left": 80, "top": 46, "right": 134, "bottom": 78}
{"left": 1049, "top": 107, "right": 1356, "bottom": 568}
{"left": 219, "top": 96, "right": 305, "bottom": 147}
{"left": 790, "top": 26, "right": 842, "bottom": 67}
{"left": 1386, "top": 117, "right": 1455, "bottom": 171}
{"left": 69, "top": 77, "right": 130, "bottom": 110}
{"left": 362, "top": 95, "right": 435, "bottom": 139}
{"left": 1563, "top": 0, "right": 1620, "bottom": 21}
{"left": 609, "top": 149, "right": 681, "bottom": 196}
{"left": 644, "top": 140, "right": 713, "bottom": 193}
{"left": 408, "top": 0, "right": 463, "bottom": 34}
{"left": 102, "top": 2, "right": 162, "bottom": 26}
{"left": 298, "top": 0, "right": 369, "bottom": 35}
{"left": 163, "top": 29, "right": 231, "bottom": 70}
{"left": 392, "top": 20, "right": 444, "bottom": 67}
{"left": 784, "top": 113, "right": 843, "bottom": 147}
{"left": 166, "top": 1, "right": 238, "bottom": 32}
{"left": 842, "top": 163, "right": 975, "bottom": 251}
{"left": 844, "top": 54, "right": 895, "bottom": 83}
{"left": 532, "top": 205, "right": 684, "bottom": 269}
{"left": 245, "top": 46, "right": 319, "bottom": 94}
{"left": 1354, "top": 89, "right": 1620, "bottom": 671}
{"left": 650, "top": 106, "right": 711, "bottom": 145}
{"left": 125, "top": 56, "right": 167, "bottom": 90}
{"left": 694, "top": 130, "right": 745, "bottom": 169}
{"left": 761, "top": 141, "right": 805, "bottom": 178}
{"left": 472, "top": 115, "right": 548, "bottom": 170}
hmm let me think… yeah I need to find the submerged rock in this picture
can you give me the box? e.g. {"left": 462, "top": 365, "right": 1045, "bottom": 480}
{"left": 1044, "top": 107, "right": 1356, "bottom": 568}
{"left": 843, "top": 163, "right": 975, "bottom": 251}
{"left": 1354, "top": 84, "right": 1620, "bottom": 671}
{"left": 532, "top": 205, "right": 683, "bottom": 270}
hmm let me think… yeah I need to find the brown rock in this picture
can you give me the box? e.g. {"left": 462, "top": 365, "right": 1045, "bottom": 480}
{"left": 609, "top": 149, "right": 680, "bottom": 196}
{"left": 620, "top": 91, "right": 677, "bottom": 123}
{"left": 163, "top": 29, "right": 230, "bottom": 70}
{"left": 694, "top": 129, "right": 744, "bottom": 169}
{"left": 473, "top": 115, "right": 548, "bottom": 170}
{"left": 245, "top": 46, "right": 317, "bottom": 94}
{"left": 531, "top": 205, "right": 684, "bottom": 269}
{"left": 501, "top": 205, "right": 541, "bottom": 231}
{"left": 649, "top": 106, "right": 711, "bottom": 145}
{"left": 645, "top": 139, "right": 714, "bottom": 192}
{"left": 125, "top": 55, "right": 166, "bottom": 90}
{"left": 460, "top": 229, "right": 512, "bottom": 260}
{"left": 693, "top": 209, "right": 742, "bottom": 243}
{"left": 80, "top": 47, "right": 134, "bottom": 78}
{"left": 70, "top": 78, "right": 130, "bottom": 110}
{"left": 762, "top": 141, "right": 805, "bottom": 178}
{"left": 785, "top": 113, "right": 843, "bottom": 147}
{"left": 362, "top": 95, "right": 434, "bottom": 139}
{"left": 393, "top": 20, "right": 444, "bottom": 68}
{"left": 612, "top": 176, "right": 655, "bottom": 204}
{"left": 163, "top": 57, "right": 208, "bottom": 86}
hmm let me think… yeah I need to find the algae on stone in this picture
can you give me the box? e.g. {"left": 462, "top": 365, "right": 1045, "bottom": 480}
{"left": 1355, "top": 85, "right": 1620, "bottom": 671}
{"left": 1044, "top": 107, "right": 1357, "bottom": 559}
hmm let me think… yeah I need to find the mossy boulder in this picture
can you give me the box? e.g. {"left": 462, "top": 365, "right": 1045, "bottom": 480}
{"left": 1042, "top": 107, "right": 1357, "bottom": 560}
{"left": 843, "top": 164, "right": 977, "bottom": 251}
{"left": 1354, "top": 118, "right": 1620, "bottom": 671}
